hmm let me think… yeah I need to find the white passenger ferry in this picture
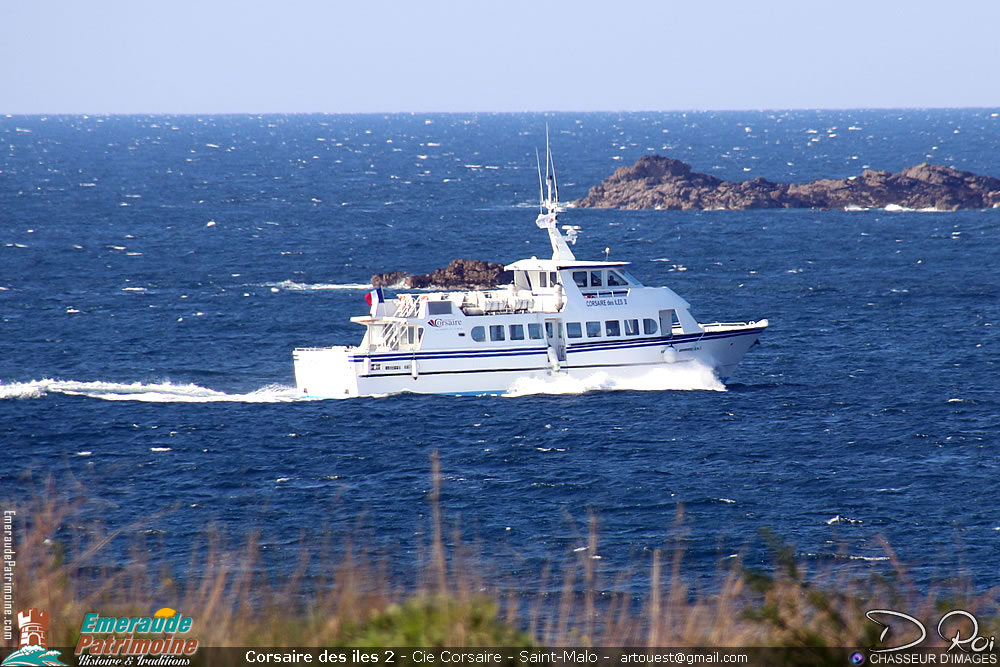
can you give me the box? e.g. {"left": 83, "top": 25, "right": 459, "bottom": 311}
{"left": 293, "top": 150, "right": 767, "bottom": 398}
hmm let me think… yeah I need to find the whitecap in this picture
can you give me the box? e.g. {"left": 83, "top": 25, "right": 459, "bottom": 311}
{"left": 826, "top": 514, "right": 863, "bottom": 525}
{"left": 264, "top": 280, "right": 372, "bottom": 291}
{"left": 150, "top": 447, "right": 171, "bottom": 452}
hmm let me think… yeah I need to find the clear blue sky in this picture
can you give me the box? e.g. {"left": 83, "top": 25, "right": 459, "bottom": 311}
{"left": 4, "top": 0, "right": 999, "bottom": 114}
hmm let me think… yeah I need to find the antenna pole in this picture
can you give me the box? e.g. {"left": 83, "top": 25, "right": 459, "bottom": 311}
{"left": 536, "top": 148, "right": 544, "bottom": 214}
{"left": 547, "top": 126, "right": 558, "bottom": 206}
{"left": 543, "top": 124, "right": 559, "bottom": 209}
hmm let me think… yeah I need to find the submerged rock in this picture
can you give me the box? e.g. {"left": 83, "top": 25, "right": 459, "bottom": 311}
{"left": 371, "top": 259, "right": 512, "bottom": 290}
{"left": 576, "top": 155, "right": 1000, "bottom": 210}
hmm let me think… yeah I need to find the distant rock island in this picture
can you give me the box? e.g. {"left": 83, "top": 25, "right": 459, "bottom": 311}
{"left": 371, "top": 258, "right": 512, "bottom": 290}
{"left": 575, "top": 155, "right": 1000, "bottom": 211}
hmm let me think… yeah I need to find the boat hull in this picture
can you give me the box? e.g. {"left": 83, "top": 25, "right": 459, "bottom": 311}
{"left": 293, "top": 323, "right": 765, "bottom": 398}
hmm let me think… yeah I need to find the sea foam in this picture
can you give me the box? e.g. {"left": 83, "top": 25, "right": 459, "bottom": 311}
{"left": 0, "top": 379, "right": 303, "bottom": 403}
{"left": 504, "top": 360, "right": 725, "bottom": 397}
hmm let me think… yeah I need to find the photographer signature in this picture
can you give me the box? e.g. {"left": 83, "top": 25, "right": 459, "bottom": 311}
{"left": 867, "top": 609, "right": 996, "bottom": 653}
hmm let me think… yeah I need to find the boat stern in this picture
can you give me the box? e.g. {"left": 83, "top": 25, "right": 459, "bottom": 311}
{"left": 293, "top": 346, "right": 358, "bottom": 398}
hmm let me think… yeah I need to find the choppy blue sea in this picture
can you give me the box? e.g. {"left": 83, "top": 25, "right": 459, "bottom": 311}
{"left": 2, "top": 111, "right": 999, "bottom": 596}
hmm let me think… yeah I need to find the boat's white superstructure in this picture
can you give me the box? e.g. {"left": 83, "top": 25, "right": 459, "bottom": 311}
{"left": 293, "top": 145, "right": 767, "bottom": 398}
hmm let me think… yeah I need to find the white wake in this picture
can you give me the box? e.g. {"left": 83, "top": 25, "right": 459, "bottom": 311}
{"left": 504, "top": 361, "right": 726, "bottom": 397}
{"left": 0, "top": 379, "right": 303, "bottom": 403}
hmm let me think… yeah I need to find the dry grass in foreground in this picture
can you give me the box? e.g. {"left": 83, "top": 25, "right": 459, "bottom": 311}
{"left": 5, "top": 453, "right": 999, "bottom": 653}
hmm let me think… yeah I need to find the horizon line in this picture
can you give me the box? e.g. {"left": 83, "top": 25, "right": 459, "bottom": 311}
{"left": 5, "top": 105, "right": 1000, "bottom": 118}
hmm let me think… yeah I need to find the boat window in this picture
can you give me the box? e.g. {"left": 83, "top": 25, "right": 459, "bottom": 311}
{"left": 407, "top": 326, "right": 423, "bottom": 346}
{"left": 605, "top": 320, "right": 621, "bottom": 337}
{"left": 607, "top": 271, "right": 627, "bottom": 286}
{"left": 643, "top": 318, "right": 658, "bottom": 335}
{"left": 427, "top": 301, "right": 452, "bottom": 315}
{"left": 550, "top": 272, "right": 559, "bottom": 285}
{"left": 659, "top": 309, "right": 679, "bottom": 336}
{"left": 590, "top": 271, "right": 603, "bottom": 287}
{"left": 619, "top": 269, "right": 641, "bottom": 286}
{"left": 528, "top": 323, "right": 543, "bottom": 339}
{"left": 586, "top": 321, "right": 602, "bottom": 338}
{"left": 624, "top": 319, "right": 639, "bottom": 336}
{"left": 509, "top": 324, "right": 525, "bottom": 340}
{"left": 489, "top": 325, "right": 505, "bottom": 341}
{"left": 572, "top": 271, "right": 587, "bottom": 287}
{"left": 538, "top": 272, "right": 548, "bottom": 288}
{"left": 471, "top": 326, "right": 486, "bottom": 342}
{"left": 514, "top": 271, "right": 531, "bottom": 291}
{"left": 566, "top": 322, "right": 582, "bottom": 338}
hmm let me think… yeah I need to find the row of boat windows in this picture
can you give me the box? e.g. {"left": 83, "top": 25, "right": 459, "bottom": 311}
{"left": 471, "top": 323, "right": 544, "bottom": 342}
{"left": 527, "top": 269, "right": 631, "bottom": 289}
{"left": 470, "top": 318, "right": 661, "bottom": 343}
{"left": 572, "top": 270, "right": 629, "bottom": 288}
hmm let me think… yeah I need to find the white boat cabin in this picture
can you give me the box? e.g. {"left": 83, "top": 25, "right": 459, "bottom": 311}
{"left": 351, "top": 257, "right": 702, "bottom": 357}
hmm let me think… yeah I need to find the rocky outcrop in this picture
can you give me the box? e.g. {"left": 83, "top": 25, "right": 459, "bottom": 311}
{"left": 371, "top": 259, "right": 512, "bottom": 290}
{"left": 575, "top": 156, "right": 1000, "bottom": 211}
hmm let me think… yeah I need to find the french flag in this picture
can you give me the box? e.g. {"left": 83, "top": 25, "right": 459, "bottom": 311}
{"left": 365, "top": 287, "right": 384, "bottom": 315}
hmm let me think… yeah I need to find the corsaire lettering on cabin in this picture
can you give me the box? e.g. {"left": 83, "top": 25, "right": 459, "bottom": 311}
{"left": 427, "top": 318, "right": 463, "bottom": 328}
{"left": 585, "top": 298, "right": 628, "bottom": 307}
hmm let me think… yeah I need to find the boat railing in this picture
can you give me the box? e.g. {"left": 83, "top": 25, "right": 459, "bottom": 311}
{"left": 392, "top": 295, "right": 423, "bottom": 319}
{"left": 381, "top": 325, "right": 403, "bottom": 351}
{"left": 459, "top": 290, "right": 535, "bottom": 316}
{"left": 700, "top": 320, "right": 766, "bottom": 331}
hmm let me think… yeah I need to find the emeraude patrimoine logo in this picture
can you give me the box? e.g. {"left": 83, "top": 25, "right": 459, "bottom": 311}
{"left": 1, "top": 608, "right": 65, "bottom": 667}
{"left": 74, "top": 608, "right": 199, "bottom": 657}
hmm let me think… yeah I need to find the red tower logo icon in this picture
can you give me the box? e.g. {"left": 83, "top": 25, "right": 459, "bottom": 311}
{"left": 16, "top": 609, "right": 49, "bottom": 648}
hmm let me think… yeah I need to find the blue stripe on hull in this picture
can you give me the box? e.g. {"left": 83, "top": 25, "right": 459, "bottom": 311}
{"left": 347, "top": 326, "right": 764, "bottom": 364}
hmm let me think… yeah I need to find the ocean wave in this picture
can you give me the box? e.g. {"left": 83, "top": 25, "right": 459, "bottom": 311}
{"left": 826, "top": 514, "right": 863, "bottom": 525}
{"left": 0, "top": 379, "right": 304, "bottom": 403}
{"left": 264, "top": 280, "right": 372, "bottom": 291}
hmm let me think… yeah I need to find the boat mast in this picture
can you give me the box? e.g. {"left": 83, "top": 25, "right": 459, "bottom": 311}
{"left": 535, "top": 126, "right": 577, "bottom": 261}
